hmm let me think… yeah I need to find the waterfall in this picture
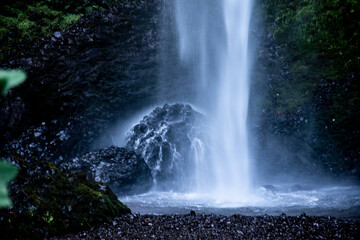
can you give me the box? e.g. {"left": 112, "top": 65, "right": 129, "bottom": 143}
{"left": 171, "top": 0, "right": 254, "bottom": 200}
{"left": 120, "top": 0, "right": 360, "bottom": 217}
{"left": 211, "top": 0, "right": 253, "bottom": 199}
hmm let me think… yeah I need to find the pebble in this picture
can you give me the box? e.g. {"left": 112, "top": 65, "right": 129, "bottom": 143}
{"left": 53, "top": 32, "right": 62, "bottom": 38}
{"left": 52, "top": 212, "right": 360, "bottom": 239}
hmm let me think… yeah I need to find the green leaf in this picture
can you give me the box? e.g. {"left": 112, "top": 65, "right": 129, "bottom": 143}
{"left": 0, "top": 160, "right": 18, "bottom": 208}
{"left": 0, "top": 69, "right": 27, "bottom": 95}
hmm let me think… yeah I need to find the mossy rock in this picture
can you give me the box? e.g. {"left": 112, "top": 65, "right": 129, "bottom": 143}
{"left": 0, "top": 155, "right": 130, "bottom": 239}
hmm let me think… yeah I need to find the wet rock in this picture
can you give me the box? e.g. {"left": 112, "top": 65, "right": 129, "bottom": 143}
{"left": 126, "top": 103, "right": 206, "bottom": 191}
{"left": 53, "top": 31, "right": 62, "bottom": 38}
{"left": 63, "top": 146, "right": 153, "bottom": 196}
{"left": 262, "top": 184, "right": 277, "bottom": 193}
{"left": 0, "top": 94, "right": 26, "bottom": 142}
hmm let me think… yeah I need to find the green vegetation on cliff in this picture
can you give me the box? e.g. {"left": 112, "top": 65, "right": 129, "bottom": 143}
{"left": 260, "top": 0, "right": 359, "bottom": 111}
{"left": 262, "top": 0, "right": 359, "bottom": 79}
{"left": 0, "top": 0, "right": 125, "bottom": 59}
{"left": 260, "top": 0, "right": 360, "bottom": 176}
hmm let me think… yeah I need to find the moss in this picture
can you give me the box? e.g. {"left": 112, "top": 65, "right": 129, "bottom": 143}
{"left": 85, "top": 5, "right": 107, "bottom": 13}
{"left": 17, "top": 19, "right": 37, "bottom": 37}
{"left": 261, "top": 0, "right": 360, "bottom": 80}
{"left": 0, "top": 0, "right": 124, "bottom": 59}
{"left": 259, "top": 0, "right": 360, "bottom": 115}
{"left": 0, "top": 16, "right": 18, "bottom": 39}
{"left": 0, "top": 155, "right": 130, "bottom": 239}
{"left": 60, "top": 13, "right": 83, "bottom": 28}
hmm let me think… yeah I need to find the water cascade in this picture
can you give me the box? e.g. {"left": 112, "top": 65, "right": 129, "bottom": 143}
{"left": 116, "top": 0, "right": 360, "bottom": 218}
{"left": 119, "top": 0, "right": 360, "bottom": 217}
{"left": 174, "top": 0, "right": 254, "bottom": 200}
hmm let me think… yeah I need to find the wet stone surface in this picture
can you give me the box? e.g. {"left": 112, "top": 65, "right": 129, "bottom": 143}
{"left": 0, "top": 116, "right": 110, "bottom": 164}
{"left": 63, "top": 146, "right": 154, "bottom": 196}
{"left": 0, "top": 0, "right": 162, "bottom": 145}
{"left": 126, "top": 103, "right": 206, "bottom": 191}
{"left": 53, "top": 212, "right": 360, "bottom": 239}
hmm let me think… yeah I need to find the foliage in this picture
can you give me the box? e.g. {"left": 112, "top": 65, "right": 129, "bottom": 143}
{"left": 0, "top": 0, "right": 122, "bottom": 59}
{"left": 0, "top": 69, "right": 27, "bottom": 95}
{"left": 0, "top": 69, "right": 26, "bottom": 208}
{"left": 0, "top": 160, "right": 18, "bottom": 207}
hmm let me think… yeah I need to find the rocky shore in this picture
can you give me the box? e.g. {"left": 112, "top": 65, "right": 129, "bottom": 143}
{"left": 53, "top": 212, "right": 360, "bottom": 239}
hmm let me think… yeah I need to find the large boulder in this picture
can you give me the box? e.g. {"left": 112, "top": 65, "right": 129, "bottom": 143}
{"left": 0, "top": 156, "right": 130, "bottom": 240}
{"left": 64, "top": 146, "right": 153, "bottom": 196}
{"left": 126, "top": 103, "right": 206, "bottom": 191}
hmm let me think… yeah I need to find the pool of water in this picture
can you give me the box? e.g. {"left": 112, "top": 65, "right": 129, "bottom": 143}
{"left": 119, "top": 184, "right": 360, "bottom": 219}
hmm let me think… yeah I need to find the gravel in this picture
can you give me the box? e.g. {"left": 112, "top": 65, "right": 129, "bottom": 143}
{"left": 52, "top": 212, "right": 360, "bottom": 239}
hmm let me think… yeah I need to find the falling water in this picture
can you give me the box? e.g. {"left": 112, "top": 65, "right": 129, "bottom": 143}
{"left": 211, "top": 0, "right": 253, "bottom": 199}
{"left": 174, "top": 0, "right": 253, "bottom": 199}
{"left": 120, "top": 0, "right": 360, "bottom": 216}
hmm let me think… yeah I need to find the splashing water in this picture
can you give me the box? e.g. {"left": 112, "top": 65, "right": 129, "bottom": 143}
{"left": 209, "top": 0, "right": 253, "bottom": 200}
{"left": 117, "top": 1, "right": 360, "bottom": 217}
{"left": 120, "top": 185, "right": 360, "bottom": 218}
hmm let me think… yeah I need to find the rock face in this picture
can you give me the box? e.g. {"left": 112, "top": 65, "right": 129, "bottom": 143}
{"left": 126, "top": 103, "right": 205, "bottom": 191}
{"left": 0, "top": 0, "right": 162, "bottom": 147}
{"left": 249, "top": 4, "right": 360, "bottom": 179}
{"left": 254, "top": 134, "right": 324, "bottom": 181}
{"left": 0, "top": 156, "right": 130, "bottom": 240}
{"left": 64, "top": 146, "right": 153, "bottom": 196}
{"left": 0, "top": 2, "right": 161, "bottom": 239}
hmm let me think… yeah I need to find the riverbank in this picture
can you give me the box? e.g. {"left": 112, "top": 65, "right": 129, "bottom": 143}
{"left": 53, "top": 212, "right": 360, "bottom": 239}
